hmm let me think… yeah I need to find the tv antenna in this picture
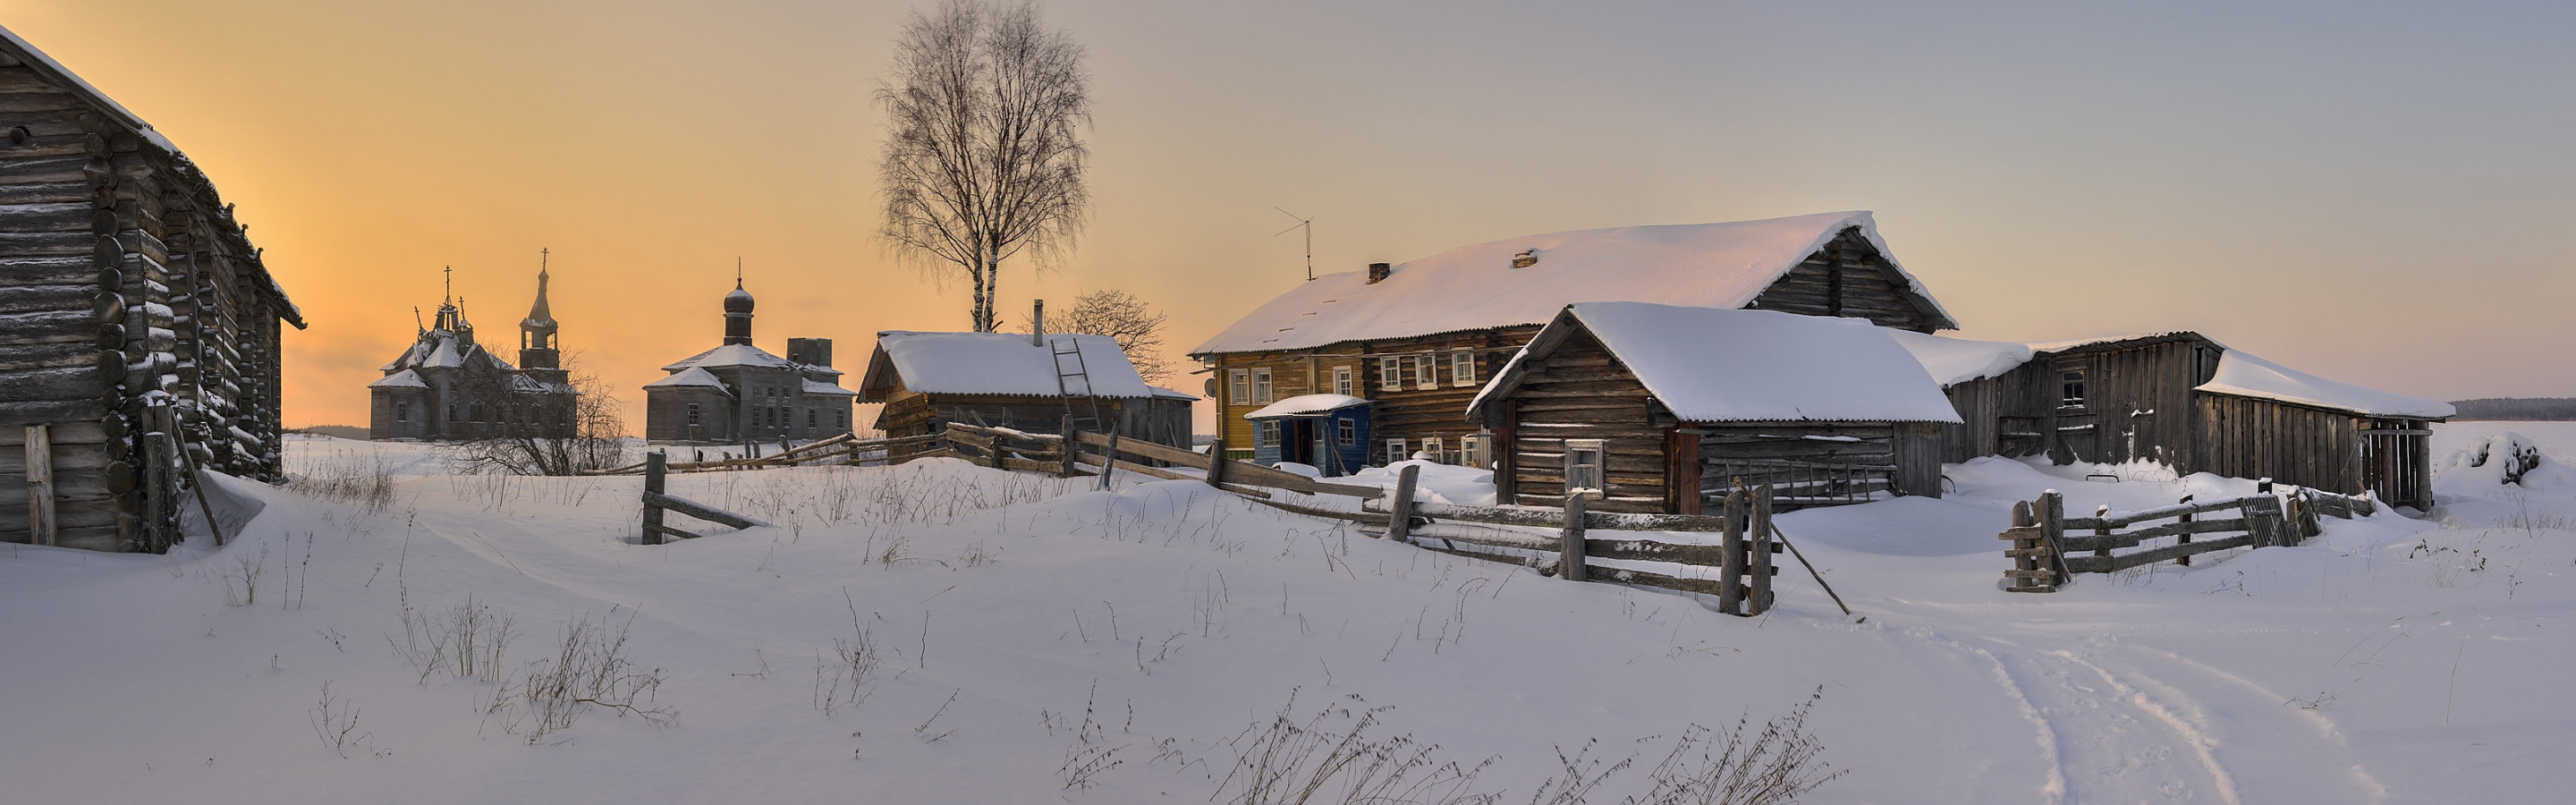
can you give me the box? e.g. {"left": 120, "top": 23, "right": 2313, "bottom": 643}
{"left": 1274, "top": 207, "right": 1313, "bottom": 281}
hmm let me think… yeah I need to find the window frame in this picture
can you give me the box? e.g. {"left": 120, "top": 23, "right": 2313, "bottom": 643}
{"left": 687, "top": 402, "right": 702, "bottom": 426}
{"left": 1385, "top": 438, "right": 1408, "bottom": 466}
{"left": 1451, "top": 351, "right": 1476, "bottom": 387}
{"left": 1336, "top": 417, "right": 1356, "bottom": 446}
{"left": 1229, "top": 369, "right": 1250, "bottom": 406}
{"left": 1424, "top": 436, "right": 1445, "bottom": 463}
{"left": 1413, "top": 354, "right": 1437, "bottom": 391}
{"left": 1563, "top": 438, "right": 1606, "bottom": 499}
{"left": 1333, "top": 366, "right": 1353, "bottom": 396}
{"left": 394, "top": 402, "right": 409, "bottom": 423}
{"left": 1378, "top": 356, "right": 1403, "bottom": 392}
{"left": 1251, "top": 367, "right": 1275, "bottom": 405}
{"left": 2059, "top": 368, "right": 2088, "bottom": 409}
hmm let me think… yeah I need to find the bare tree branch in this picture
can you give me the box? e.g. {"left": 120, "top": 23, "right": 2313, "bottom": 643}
{"left": 1056, "top": 289, "right": 1172, "bottom": 384}
{"left": 877, "top": 0, "right": 1091, "bottom": 333}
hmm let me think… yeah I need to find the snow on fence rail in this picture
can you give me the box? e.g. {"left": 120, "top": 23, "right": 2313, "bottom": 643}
{"left": 2002, "top": 482, "right": 2376, "bottom": 592}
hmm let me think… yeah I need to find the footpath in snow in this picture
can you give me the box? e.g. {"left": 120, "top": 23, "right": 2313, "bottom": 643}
{"left": 2, "top": 425, "right": 2572, "bottom": 803}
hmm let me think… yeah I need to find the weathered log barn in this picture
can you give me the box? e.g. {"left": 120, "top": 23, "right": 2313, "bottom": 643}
{"left": 369, "top": 267, "right": 577, "bottom": 441}
{"left": 860, "top": 330, "right": 1195, "bottom": 450}
{"left": 1468, "top": 303, "right": 1960, "bottom": 513}
{"left": 2, "top": 26, "right": 302, "bottom": 551}
{"left": 642, "top": 280, "right": 855, "bottom": 444}
{"left": 1892, "top": 330, "right": 2452, "bottom": 509}
{"left": 1189, "top": 211, "right": 1955, "bottom": 469}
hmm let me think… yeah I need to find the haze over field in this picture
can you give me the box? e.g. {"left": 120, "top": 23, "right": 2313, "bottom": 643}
{"left": 4, "top": 1, "right": 2571, "bottom": 434}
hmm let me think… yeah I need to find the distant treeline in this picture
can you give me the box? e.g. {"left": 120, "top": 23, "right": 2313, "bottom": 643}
{"left": 2448, "top": 398, "right": 2576, "bottom": 420}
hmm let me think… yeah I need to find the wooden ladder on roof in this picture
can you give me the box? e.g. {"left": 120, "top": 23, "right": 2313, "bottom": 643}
{"left": 1050, "top": 336, "right": 1109, "bottom": 436}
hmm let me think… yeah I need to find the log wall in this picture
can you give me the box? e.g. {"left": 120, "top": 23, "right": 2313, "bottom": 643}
{"left": 1743, "top": 227, "right": 1951, "bottom": 333}
{"left": 1, "top": 47, "right": 298, "bottom": 551}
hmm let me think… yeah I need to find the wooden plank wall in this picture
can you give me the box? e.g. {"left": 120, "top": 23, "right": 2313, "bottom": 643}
{"left": 1501, "top": 331, "right": 1663, "bottom": 513}
{"left": 2194, "top": 394, "right": 2365, "bottom": 498}
{"left": 1742, "top": 227, "right": 1946, "bottom": 333}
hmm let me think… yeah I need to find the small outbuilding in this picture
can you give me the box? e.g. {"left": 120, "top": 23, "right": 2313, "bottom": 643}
{"left": 860, "top": 331, "right": 1195, "bottom": 450}
{"left": 1243, "top": 394, "right": 1372, "bottom": 476}
{"left": 1470, "top": 303, "right": 1961, "bottom": 513}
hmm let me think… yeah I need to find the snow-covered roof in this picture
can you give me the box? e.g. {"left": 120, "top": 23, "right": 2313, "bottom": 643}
{"left": 1474, "top": 303, "right": 1961, "bottom": 424}
{"left": 1885, "top": 331, "right": 2037, "bottom": 386}
{"left": 0, "top": 24, "right": 182, "bottom": 157}
{"left": 380, "top": 331, "right": 514, "bottom": 373}
{"left": 801, "top": 377, "right": 858, "bottom": 397}
{"left": 421, "top": 337, "right": 464, "bottom": 369}
{"left": 1191, "top": 211, "right": 1952, "bottom": 355}
{"left": 1244, "top": 394, "right": 1369, "bottom": 419}
{"left": 661, "top": 343, "right": 800, "bottom": 372}
{"left": 369, "top": 369, "right": 427, "bottom": 389}
{"left": 645, "top": 367, "right": 733, "bottom": 393}
{"left": 1148, "top": 386, "right": 1199, "bottom": 401}
{"left": 2196, "top": 351, "right": 2454, "bottom": 419}
{"left": 865, "top": 332, "right": 1154, "bottom": 399}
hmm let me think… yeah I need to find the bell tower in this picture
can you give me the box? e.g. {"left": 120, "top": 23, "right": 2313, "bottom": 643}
{"left": 723, "top": 263, "right": 755, "bottom": 345}
{"left": 519, "top": 249, "right": 561, "bottom": 370}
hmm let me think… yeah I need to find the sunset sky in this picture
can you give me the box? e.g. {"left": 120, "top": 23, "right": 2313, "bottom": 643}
{"left": 7, "top": 1, "right": 2571, "bottom": 433}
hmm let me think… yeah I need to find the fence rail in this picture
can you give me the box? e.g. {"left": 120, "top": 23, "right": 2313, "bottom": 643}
{"left": 2002, "top": 483, "right": 2377, "bottom": 591}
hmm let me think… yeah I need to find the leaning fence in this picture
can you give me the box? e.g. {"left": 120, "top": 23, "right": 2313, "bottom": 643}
{"left": 2002, "top": 482, "right": 2377, "bottom": 592}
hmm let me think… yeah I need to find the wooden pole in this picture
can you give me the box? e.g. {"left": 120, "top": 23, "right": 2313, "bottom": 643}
{"left": 23, "top": 425, "right": 55, "bottom": 547}
{"left": 1058, "top": 417, "right": 1078, "bottom": 478}
{"left": 2175, "top": 494, "right": 2193, "bottom": 567}
{"left": 1559, "top": 489, "right": 1588, "bottom": 582}
{"left": 1385, "top": 463, "right": 1419, "bottom": 545}
{"left": 1097, "top": 432, "right": 1121, "bottom": 492}
{"left": 1719, "top": 488, "right": 1745, "bottom": 614}
{"left": 1750, "top": 484, "right": 1774, "bottom": 614}
{"left": 2093, "top": 504, "right": 2113, "bottom": 563}
{"left": 2039, "top": 491, "right": 2072, "bottom": 585}
{"left": 167, "top": 428, "right": 226, "bottom": 547}
{"left": 1771, "top": 522, "right": 1853, "bottom": 619}
{"left": 641, "top": 451, "right": 667, "bottom": 546}
{"left": 1206, "top": 438, "right": 1228, "bottom": 488}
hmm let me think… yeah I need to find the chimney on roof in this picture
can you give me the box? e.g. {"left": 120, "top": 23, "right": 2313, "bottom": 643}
{"left": 1366, "top": 262, "right": 1392, "bottom": 284}
{"left": 1031, "top": 299, "right": 1046, "bottom": 346}
{"left": 1512, "top": 249, "right": 1538, "bottom": 268}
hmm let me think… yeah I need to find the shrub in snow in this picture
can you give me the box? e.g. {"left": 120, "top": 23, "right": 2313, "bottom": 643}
{"left": 2437, "top": 432, "right": 2574, "bottom": 497}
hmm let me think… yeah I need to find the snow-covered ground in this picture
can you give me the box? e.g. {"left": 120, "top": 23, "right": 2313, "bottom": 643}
{"left": 4, "top": 425, "right": 2572, "bottom": 803}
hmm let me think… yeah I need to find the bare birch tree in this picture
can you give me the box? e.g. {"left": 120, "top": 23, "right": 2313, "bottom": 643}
{"left": 1058, "top": 289, "right": 1171, "bottom": 383}
{"left": 877, "top": 0, "right": 1091, "bottom": 333}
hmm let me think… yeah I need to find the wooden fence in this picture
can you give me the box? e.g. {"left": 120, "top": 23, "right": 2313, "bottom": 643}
{"left": 2002, "top": 483, "right": 2377, "bottom": 592}
{"left": 1703, "top": 458, "right": 1894, "bottom": 510}
{"left": 637, "top": 452, "right": 773, "bottom": 544}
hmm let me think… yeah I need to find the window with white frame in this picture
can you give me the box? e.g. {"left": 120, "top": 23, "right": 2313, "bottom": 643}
{"left": 1251, "top": 367, "right": 1274, "bottom": 404}
{"left": 1460, "top": 433, "right": 1489, "bottom": 469}
{"left": 1256, "top": 419, "right": 1278, "bottom": 448}
{"left": 1563, "top": 438, "right": 1606, "bottom": 498}
{"left": 1423, "top": 436, "right": 1445, "bottom": 463}
{"left": 1378, "top": 357, "right": 1402, "bottom": 391}
{"left": 1336, "top": 418, "right": 1355, "bottom": 446}
{"left": 1333, "top": 366, "right": 1353, "bottom": 396}
{"left": 1413, "top": 354, "right": 1437, "bottom": 390}
{"left": 1451, "top": 352, "right": 1476, "bottom": 387}
{"left": 1229, "top": 369, "right": 1250, "bottom": 405}
{"left": 1385, "top": 438, "right": 1407, "bottom": 465}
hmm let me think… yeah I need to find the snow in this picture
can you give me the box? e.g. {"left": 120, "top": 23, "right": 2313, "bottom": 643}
{"left": 2196, "top": 350, "right": 2456, "bottom": 419}
{"left": 1241, "top": 393, "right": 1368, "bottom": 419}
{"left": 421, "top": 336, "right": 462, "bottom": 369}
{"left": 1148, "top": 386, "right": 1200, "bottom": 401}
{"left": 1484, "top": 302, "right": 1961, "bottom": 424}
{"left": 869, "top": 331, "right": 1154, "bottom": 398}
{"left": 1190, "top": 211, "right": 1953, "bottom": 355}
{"left": 1885, "top": 330, "right": 2037, "bottom": 386}
{"left": 2432, "top": 424, "right": 2576, "bottom": 498}
{"left": 662, "top": 343, "right": 799, "bottom": 372}
{"left": 644, "top": 367, "right": 731, "bottom": 392}
{"left": 367, "top": 369, "right": 427, "bottom": 389}
{"left": 7, "top": 427, "right": 2576, "bottom": 803}
{"left": 800, "top": 377, "right": 857, "bottom": 397}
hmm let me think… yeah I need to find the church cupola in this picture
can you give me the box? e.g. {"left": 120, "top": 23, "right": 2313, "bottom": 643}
{"left": 519, "top": 250, "right": 561, "bottom": 370}
{"left": 723, "top": 278, "right": 755, "bottom": 345}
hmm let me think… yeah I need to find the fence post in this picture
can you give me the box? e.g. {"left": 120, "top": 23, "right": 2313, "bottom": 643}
{"left": 1750, "top": 485, "right": 1774, "bottom": 614}
{"left": 2005, "top": 499, "right": 2046, "bottom": 592}
{"left": 641, "top": 451, "right": 667, "bottom": 546}
{"left": 2175, "top": 494, "right": 2194, "bottom": 567}
{"left": 2093, "top": 504, "right": 2113, "bottom": 564}
{"left": 1719, "top": 488, "right": 1745, "bottom": 614}
{"left": 1206, "top": 438, "right": 1228, "bottom": 488}
{"left": 1559, "top": 488, "right": 1588, "bottom": 582}
{"left": 2039, "top": 490, "right": 2069, "bottom": 585}
{"left": 1097, "top": 431, "right": 1121, "bottom": 492}
{"left": 1385, "top": 463, "right": 1419, "bottom": 545}
{"left": 1057, "top": 418, "right": 1079, "bottom": 478}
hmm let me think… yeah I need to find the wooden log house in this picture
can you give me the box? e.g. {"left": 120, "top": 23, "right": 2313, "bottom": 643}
{"left": 1188, "top": 211, "right": 1957, "bottom": 469}
{"left": 1467, "top": 303, "right": 1960, "bottom": 513}
{"left": 1892, "top": 330, "right": 2450, "bottom": 509}
{"left": 2, "top": 26, "right": 303, "bottom": 551}
{"left": 859, "top": 330, "right": 1196, "bottom": 450}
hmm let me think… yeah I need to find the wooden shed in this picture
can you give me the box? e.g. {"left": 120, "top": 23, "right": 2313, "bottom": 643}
{"left": 3, "top": 26, "right": 303, "bottom": 552}
{"left": 1892, "top": 331, "right": 2450, "bottom": 509}
{"left": 1470, "top": 303, "right": 1959, "bottom": 514}
{"left": 859, "top": 331, "right": 1194, "bottom": 451}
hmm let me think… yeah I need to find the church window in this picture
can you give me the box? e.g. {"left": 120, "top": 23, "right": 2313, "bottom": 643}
{"left": 394, "top": 402, "right": 409, "bottom": 423}
{"left": 687, "top": 403, "right": 701, "bottom": 427}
